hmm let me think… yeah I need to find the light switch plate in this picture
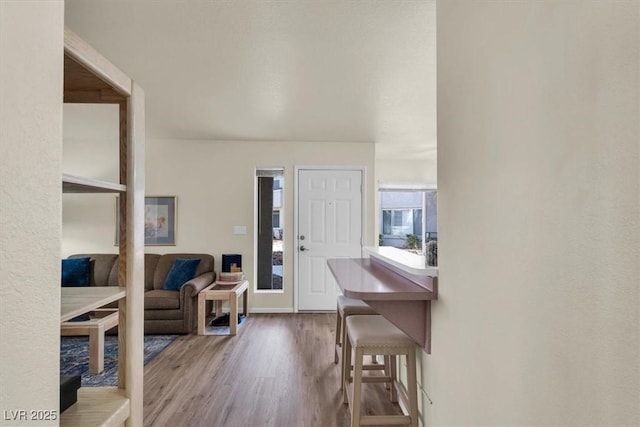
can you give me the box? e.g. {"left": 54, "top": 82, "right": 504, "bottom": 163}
{"left": 233, "top": 225, "right": 247, "bottom": 235}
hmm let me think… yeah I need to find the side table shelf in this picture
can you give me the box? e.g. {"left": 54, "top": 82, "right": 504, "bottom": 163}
{"left": 198, "top": 280, "right": 249, "bottom": 336}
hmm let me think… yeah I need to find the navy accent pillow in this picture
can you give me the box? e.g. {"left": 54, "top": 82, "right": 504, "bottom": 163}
{"left": 61, "top": 257, "right": 90, "bottom": 287}
{"left": 163, "top": 258, "right": 200, "bottom": 291}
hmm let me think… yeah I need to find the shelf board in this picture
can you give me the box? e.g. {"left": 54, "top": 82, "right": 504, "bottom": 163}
{"left": 60, "top": 387, "right": 129, "bottom": 427}
{"left": 63, "top": 174, "right": 125, "bottom": 193}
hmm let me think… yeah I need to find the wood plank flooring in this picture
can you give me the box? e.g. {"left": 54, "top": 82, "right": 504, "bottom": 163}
{"left": 144, "top": 313, "right": 404, "bottom": 427}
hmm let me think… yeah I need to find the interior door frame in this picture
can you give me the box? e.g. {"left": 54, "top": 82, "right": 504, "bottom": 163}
{"left": 294, "top": 165, "right": 367, "bottom": 312}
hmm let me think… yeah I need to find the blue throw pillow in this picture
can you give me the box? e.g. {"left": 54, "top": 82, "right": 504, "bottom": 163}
{"left": 163, "top": 258, "right": 200, "bottom": 291}
{"left": 61, "top": 257, "right": 90, "bottom": 287}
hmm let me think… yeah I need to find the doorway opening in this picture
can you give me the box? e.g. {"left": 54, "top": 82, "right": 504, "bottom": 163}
{"left": 256, "top": 168, "right": 284, "bottom": 291}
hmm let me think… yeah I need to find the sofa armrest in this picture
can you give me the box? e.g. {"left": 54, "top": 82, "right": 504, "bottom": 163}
{"left": 180, "top": 271, "right": 216, "bottom": 298}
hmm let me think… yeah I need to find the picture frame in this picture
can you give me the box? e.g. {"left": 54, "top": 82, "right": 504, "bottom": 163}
{"left": 115, "top": 196, "right": 177, "bottom": 246}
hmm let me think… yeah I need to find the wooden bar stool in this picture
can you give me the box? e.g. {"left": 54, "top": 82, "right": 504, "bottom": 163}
{"left": 344, "top": 315, "right": 419, "bottom": 427}
{"left": 335, "top": 296, "right": 379, "bottom": 389}
{"left": 335, "top": 296, "right": 378, "bottom": 362}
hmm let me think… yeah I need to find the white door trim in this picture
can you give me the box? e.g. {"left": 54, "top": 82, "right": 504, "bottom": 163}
{"left": 294, "top": 165, "right": 367, "bottom": 312}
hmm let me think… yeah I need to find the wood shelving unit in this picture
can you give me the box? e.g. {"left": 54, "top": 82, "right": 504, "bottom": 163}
{"left": 60, "top": 27, "right": 145, "bottom": 427}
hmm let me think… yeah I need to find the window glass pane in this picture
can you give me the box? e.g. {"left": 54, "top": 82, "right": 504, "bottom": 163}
{"left": 389, "top": 209, "right": 413, "bottom": 235}
{"left": 257, "top": 168, "right": 284, "bottom": 290}
{"left": 379, "top": 189, "right": 436, "bottom": 253}
{"left": 392, "top": 210, "right": 403, "bottom": 227}
{"left": 413, "top": 209, "right": 422, "bottom": 237}
{"left": 382, "top": 210, "right": 392, "bottom": 235}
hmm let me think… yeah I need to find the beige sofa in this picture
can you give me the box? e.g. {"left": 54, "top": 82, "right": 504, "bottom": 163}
{"left": 68, "top": 253, "right": 216, "bottom": 334}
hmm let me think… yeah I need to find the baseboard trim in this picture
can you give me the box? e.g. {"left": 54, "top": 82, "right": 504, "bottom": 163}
{"left": 249, "top": 307, "right": 295, "bottom": 314}
{"left": 216, "top": 307, "right": 331, "bottom": 314}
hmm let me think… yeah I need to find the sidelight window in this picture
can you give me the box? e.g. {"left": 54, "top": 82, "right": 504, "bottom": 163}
{"left": 256, "top": 168, "right": 284, "bottom": 291}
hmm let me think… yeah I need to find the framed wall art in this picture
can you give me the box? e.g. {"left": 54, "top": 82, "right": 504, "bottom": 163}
{"left": 116, "top": 196, "right": 177, "bottom": 245}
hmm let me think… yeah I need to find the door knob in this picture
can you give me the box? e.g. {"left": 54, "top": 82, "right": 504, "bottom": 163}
{"left": 300, "top": 245, "right": 309, "bottom": 252}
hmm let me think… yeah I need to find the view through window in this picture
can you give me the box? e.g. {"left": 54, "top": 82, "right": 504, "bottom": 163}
{"left": 256, "top": 169, "right": 284, "bottom": 290}
{"left": 379, "top": 189, "right": 437, "bottom": 254}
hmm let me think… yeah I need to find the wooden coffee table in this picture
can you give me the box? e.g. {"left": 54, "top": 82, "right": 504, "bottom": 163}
{"left": 60, "top": 287, "right": 126, "bottom": 374}
{"left": 198, "top": 280, "right": 249, "bottom": 336}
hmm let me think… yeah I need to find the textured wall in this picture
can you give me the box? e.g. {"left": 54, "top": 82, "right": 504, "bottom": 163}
{"left": 62, "top": 119, "right": 376, "bottom": 311}
{"left": 0, "top": 1, "right": 64, "bottom": 422}
{"left": 426, "top": 1, "right": 639, "bottom": 425}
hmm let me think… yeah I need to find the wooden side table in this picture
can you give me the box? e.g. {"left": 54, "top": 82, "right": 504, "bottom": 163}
{"left": 198, "top": 280, "right": 249, "bottom": 336}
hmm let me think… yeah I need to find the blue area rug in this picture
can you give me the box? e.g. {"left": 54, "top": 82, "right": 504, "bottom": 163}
{"left": 60, "top": 335, "right": 179, "bottom": 387}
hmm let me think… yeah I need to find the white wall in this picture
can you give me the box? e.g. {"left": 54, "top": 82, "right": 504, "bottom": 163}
{"left": 423, "top": 1, "right": 639, "bottom": 425}
{"left": 0, "top": 1, "right": 64, "bottom": 423}
{"left": 62, "top": 121, "right": 376, "bottom": 311}
{"left": 375, "top": 157, "right": 436, "bottom": 188}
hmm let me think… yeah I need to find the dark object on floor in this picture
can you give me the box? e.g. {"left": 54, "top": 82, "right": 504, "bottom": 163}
{"left": 60, "top": 375, "right": 81, "bottom": 413}
{"left": 210, "top": 313, "right": 245, "bottom": 327}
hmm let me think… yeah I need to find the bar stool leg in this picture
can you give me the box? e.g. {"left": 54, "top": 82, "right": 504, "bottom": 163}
{"left": 351, "top": 347, "right": 364, "bottom": 427}
{"left": 334, "top": 304, "right": 342, "bottom": 364}
{"left": 389, "top": 355, "right": 398, "bottom": 403}
{"left": 340, "top": 314, "right": 351, "bottom": 390}
{"left": 383, "top": 355, "right": 391, "bottom": 391}
{"left": 406, "top": 349, "right": 419, "bottom": 427}
{"left": 343, "top": 330, "right": 352, "bottom": 403}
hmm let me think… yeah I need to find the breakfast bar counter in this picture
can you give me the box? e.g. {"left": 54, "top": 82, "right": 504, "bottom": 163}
{"left": 326, "top": 258, "right": 436, "bottom": 300}
{"left": 328, "top": 247, "right": 438, "bottom": 353}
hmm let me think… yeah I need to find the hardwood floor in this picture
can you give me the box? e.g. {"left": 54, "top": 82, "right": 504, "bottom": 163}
{"left": 144, "top": 313, "right": 404, "bottom": 427}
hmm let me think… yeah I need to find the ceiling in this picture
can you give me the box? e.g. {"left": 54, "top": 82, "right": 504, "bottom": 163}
{"left": 65, "top": 1, "right": 436, "bottom": 160}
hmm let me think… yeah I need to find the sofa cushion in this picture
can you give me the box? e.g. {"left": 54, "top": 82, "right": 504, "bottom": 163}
{"left": 69, "top": 254, "right": 118, "bottom": 287}
{"left": 108, "top": 254, "right": 161, "bottom": 290}
{"left": 163, "top": 258, "right": 200, "bottom": 291}
{"left": 154, "top": 254, "right": 214, "bottom": 290}
{"left": 61, "top": 257, "right": 90, "bottom": 287}
{"left": 144, "top": 254, "right": 161, "bottom": 291}
{"left": 144, "top": 290, "right": 181, "bottom": 310}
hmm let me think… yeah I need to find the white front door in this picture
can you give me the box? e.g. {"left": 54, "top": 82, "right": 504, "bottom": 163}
{"left": 296, "top": 169, "right": 363, "bottom": 311}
